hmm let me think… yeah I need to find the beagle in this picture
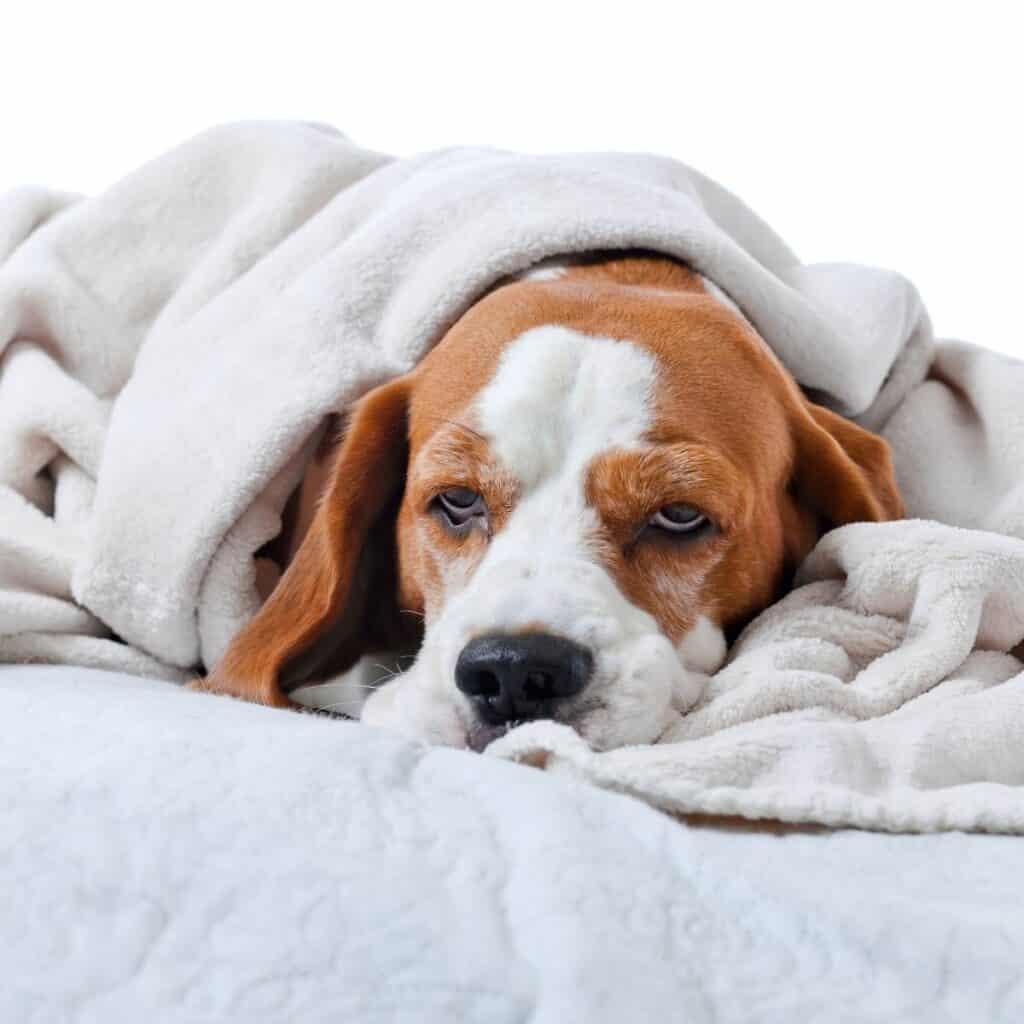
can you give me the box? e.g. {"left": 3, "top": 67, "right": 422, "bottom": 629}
{"left": 197, "top": 253, "right": 903, "bottom": 752}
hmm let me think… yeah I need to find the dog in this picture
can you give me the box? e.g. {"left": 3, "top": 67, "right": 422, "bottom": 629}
{"left": 196, "top": 252, "right": 903, "bottom": 752}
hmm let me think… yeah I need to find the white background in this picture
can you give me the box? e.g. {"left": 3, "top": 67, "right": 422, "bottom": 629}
{"left": 4, "top": 1, "right": 1021, "bottom": 358}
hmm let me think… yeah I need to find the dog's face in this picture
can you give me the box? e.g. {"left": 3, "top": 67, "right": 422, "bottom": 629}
{"left": 204, "top": 256, "right": 903, "bottom": 751}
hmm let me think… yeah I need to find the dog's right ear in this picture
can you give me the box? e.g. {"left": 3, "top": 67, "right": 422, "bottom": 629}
{"left": 793, "top": 400, "right": 904, "bottom": 528}
{"left": 779, "top": 396, "right": 905, "bottom": 575}
{"left": 196, "top": 375, "right": 414, "bottom": 707}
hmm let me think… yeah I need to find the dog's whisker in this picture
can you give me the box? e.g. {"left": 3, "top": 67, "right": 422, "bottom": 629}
{"left": 318, "top": 700, "right": 364, "bottom": 714}
{"left": 301, "top": 680, "right": 381, "bottom": 697}
{"left": 368, "top": 662, "right": 403, "bottom": 680}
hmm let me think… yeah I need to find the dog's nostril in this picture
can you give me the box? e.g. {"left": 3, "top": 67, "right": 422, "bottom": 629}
{"left": 522, "top": 670, "right": 552, "bottom": 701}
{"left": 470, "top": 670, "right": 501, "bottom": 698}
{"left": 455, "top": 632, "right": 594, "bottom": 725}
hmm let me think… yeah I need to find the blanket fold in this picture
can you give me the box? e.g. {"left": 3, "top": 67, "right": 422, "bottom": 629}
{"left": 2, "top": 121, "right": 1022, "bottom": 832}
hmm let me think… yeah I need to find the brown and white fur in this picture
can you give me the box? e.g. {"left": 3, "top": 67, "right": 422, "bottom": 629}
{"left": 196, "top": 253, "right": 903, "bottom": 752}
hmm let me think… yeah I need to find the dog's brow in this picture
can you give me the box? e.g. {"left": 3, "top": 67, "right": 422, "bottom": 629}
{"left": 422, "top": 414, "right": 488, "bottom": 443}
{"left": 587, "top": 442, "right": 749, "bottom": 530}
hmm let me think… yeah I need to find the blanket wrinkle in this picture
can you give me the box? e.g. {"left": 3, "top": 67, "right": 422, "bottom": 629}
{"left": 2, "top": 121, "right": 1024, "bottom": 832}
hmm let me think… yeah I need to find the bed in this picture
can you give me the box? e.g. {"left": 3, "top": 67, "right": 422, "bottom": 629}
{"left": 4, "top": 664, "right": 1021, "bottom": 1023}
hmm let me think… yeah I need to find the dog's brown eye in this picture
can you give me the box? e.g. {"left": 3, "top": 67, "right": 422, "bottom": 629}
{"left": 434, "top": 487, "right": 486, "bottom": 530}
{"left": 649, "top": 504, "right": 708, "bottom": 535}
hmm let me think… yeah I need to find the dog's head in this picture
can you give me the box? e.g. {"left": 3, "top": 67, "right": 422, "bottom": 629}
{"left": 205, "top": 255, "right": 902, "bottom": 750}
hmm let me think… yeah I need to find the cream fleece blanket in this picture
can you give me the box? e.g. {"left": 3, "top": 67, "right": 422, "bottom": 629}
{"left": 2, "top": 121, "right": 1022, "bottom": 831}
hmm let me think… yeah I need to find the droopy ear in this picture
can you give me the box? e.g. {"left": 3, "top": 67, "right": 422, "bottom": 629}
{"left": 197, "top": 375, "right": 416, "bottom": 707}
{"left": 792, "top": 400, "right": 904, "bottom": 531}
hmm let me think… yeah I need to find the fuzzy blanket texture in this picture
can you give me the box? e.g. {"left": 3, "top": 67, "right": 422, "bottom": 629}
{"left": 4, "top": 664, "right": 1023, "bottom": 1023}
{"left": 2, "top": 121, "right": 1023, "bottom": 833}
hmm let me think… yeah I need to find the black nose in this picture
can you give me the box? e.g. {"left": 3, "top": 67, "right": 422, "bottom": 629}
{"left": 455, "top": 632, "right": 594, "bottom": 724}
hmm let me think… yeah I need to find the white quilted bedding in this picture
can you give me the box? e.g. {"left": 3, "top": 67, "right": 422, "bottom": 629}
{"left": 3, "top": 665, "right": 1022, "bottom": 1023}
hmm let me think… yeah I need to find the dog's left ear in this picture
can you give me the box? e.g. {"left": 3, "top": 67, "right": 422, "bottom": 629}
{"left": 791, "top": 399, "right": 904, "bottom": 530}
{"left": 195, "top": 374, "right": 416, "bottom": 707}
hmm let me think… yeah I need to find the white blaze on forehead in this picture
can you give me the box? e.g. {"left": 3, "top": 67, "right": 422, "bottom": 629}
{"left": 475, "top": 326, "right": 657, "bottom": 489}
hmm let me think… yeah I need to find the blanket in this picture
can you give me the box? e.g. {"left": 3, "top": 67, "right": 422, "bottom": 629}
{"left": 4, "top": 664, "right": 1024, "bottom": 1023}
{"left": 2, "top": 121, "right": 1023, "bottom": 832}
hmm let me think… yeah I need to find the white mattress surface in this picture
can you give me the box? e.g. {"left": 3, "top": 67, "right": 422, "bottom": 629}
{"left": 3, "top": 665, "right": 1022, "bottom": 1023}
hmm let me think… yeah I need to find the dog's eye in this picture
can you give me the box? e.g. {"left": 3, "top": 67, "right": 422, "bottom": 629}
{"left": 434, "top": 487, "right": 486, "bottom": 529}
{"left": 649, "top": 503, "right": 708, "bottom": 535}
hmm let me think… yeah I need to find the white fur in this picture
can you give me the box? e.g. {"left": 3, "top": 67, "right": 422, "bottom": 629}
{"left": 361, "top": 327, "right": 707, "bottom": 750}
{"left": 477, "top": 326, "right": 655, "bottom": 487}
{"left": 291, "top": 653, "right": 406, "bottom": 717}
{"left": 676, "top": 614, "right": 727, "bottom": 674}
{"left": 515, "top": 260, "right": 568, "bottom": 282}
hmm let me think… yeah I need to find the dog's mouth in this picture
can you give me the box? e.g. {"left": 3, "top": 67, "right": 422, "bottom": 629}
{"left": 466, "top": 719, "right": 522, "bottom": 753}
{"left": 464, "top": 696, "right": 605, "bottom": 753}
